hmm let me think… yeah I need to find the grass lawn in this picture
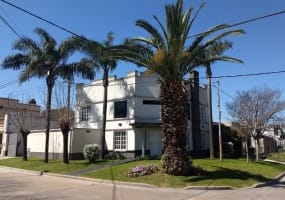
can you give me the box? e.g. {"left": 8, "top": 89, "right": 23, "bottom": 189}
{"left": 82, "top": 158, "right": 285, "bottom": 188}
{"left": 1, "top": 157, "right": 285, "bottom": 188}
{"left": 0, "top": 157, "right": 108, "bottom": 174}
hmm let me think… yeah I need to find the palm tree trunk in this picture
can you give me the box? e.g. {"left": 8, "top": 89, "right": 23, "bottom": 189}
{"left": 101, "top": 68, "right": 109, "bottom": 159}
{"left": 60, "top": 120, "right": 70, "bottom": 164}
{"left": 45, "top": 76, "right": 53, "bottom": 163}
{"left": 160, "top": 81, "right": 191, "bottom": 176}
{"left": 206, "top": 66, "right": 214, "bottom": 159}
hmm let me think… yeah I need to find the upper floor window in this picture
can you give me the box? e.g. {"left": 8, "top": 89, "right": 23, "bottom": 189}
{"left": 81, "top": 105, "right": 91, "bottom": 121}
{"left": 200, "top": 106, "right": 207, "bottom": 122}
{"left": 114, "top": 100, "right": 127, "bottom": 118}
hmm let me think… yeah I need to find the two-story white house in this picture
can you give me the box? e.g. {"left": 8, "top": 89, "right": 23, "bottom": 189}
{"left": 75, "top": 70, "right": 209, "bottom": 158}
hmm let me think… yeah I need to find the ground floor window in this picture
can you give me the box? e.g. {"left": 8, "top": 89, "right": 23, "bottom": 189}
{"left": 114, "top": 131, "right": 127, "bottom": 150}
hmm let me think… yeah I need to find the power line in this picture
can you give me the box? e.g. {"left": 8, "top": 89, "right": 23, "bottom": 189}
{"left": 1, "top": 0, "right": 285, "bottom": 41}
{"left": 0, "top": 0, "right": 81, "bottom": 37}
{"left": 212, "top": 84, "right": 235, "bottom": 99}
{"left": 212, "top": 69, "right": 285, "bottom": 79}
{"left": 189, "top": 9, "right": 285, "bottom": 38}
{"left": 0, "top": 80, "right": 19, "bottom": 90}
{"left": 0, "top": 14, "right": 21, "bottom": 38}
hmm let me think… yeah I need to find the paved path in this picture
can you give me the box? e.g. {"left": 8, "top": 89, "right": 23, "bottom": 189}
{"left": 68, "top": 158, "right": 137, "bottom": 176}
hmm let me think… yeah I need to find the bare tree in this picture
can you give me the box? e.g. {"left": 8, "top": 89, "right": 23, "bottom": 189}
{"left": 52, "top": 80, "right": 75, "bottom": 164}
{"left": 226, "top": 86, "right": 285, "bottom": 161}
{"left": 10, "top": 108, "right": 35, "bottom": 161}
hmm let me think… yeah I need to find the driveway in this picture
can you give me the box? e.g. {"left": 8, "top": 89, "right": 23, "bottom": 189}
{"left": 0, "top": 167, "right": 284, "bottom": 200}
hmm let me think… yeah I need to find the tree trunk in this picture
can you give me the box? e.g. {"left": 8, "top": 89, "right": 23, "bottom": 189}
{"left": 101, "top": 68, "right": 109, "bottom": 159}
{"left": 60, "top": 120, "right": 70, "bottom": 164}
{"left": 206, "top": 67, "right": 214, "bottom": 159}
{"left": 255, "top": 139, "right": 260, "bottom": 161}
{"left": 245, "top": 137, "right": 249, "bottom": 163}
{"left": 160, "top": 81, "right": 191, "bottom": 176}
{"left": 21, "top": 129, "right": 30, "bottom": 161}
{"left": 45, "top": 76, "right": 53, "bottom": 163}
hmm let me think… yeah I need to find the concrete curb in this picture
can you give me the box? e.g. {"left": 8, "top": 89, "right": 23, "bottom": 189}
{"left": 251, "top": 171, "right": 285, "bottom": 188}
{"left": 0, "top": 165, "right": 43, "bottom": 175}
{"left": 44, "top": 172, "right": 158, "bottom": 189}
{"left": 183, "top": 185, "right": 233, "bottom": 190}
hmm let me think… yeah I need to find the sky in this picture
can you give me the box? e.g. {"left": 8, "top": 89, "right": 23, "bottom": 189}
{"left": 1, "top": 0, "right": 285, "bottom": 122}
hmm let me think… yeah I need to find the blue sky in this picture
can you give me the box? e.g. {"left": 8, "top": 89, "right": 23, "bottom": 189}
{"left": 1, "top": 0, "right": 285, "bottom": 122}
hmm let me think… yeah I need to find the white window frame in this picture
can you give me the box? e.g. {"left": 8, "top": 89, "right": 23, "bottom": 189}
{"left": 81, "top": 105, "right": 91, "bottom": 122}
{"left": 114, "top": 131, "right": 127, "bottom": 151}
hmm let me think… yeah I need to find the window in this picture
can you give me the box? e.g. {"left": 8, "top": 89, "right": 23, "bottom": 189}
{"left": 81, "top": 106, "right": 90, "bottom": 121}
{"left": 143, "top": 100, "right": 160, "bottom": 105}
{"left": 200, "top": 106, "right": 207, "bottom": 122}
{"left": 114, "top": 131, "right": 127, "bottom": 150}
{"left": 114, "top": 100, "right": 127, "bottom": 118}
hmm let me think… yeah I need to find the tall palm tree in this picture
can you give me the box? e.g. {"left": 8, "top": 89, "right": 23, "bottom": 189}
{"left": 111, "top": 0, "right": 205, "bottom": 175}
{"left": 111, "top": 0, "right": 244, "bottom": 175}
{"left": 197, "top": 40, "right": 244, "bottom": 159}
{"left": 68, "top": 32, "right": 118, "bottom": 159}
{"left": 2, "top": 28, "right": 94, "bottom": 163}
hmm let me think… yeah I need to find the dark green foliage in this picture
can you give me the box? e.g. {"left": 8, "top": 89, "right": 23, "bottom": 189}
{"left": 83, "top": 144, "right": 101, "bottom": 163}
{"left": 213, "top": 124, "right": 243, "bottom": 158}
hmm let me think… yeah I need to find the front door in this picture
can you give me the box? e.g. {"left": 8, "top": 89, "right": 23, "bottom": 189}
{"left": 149, "top": 130, "right": 162, "bottom": 156}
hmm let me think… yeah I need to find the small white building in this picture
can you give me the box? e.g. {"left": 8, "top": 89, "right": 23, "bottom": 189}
{"left": 257, "top": 126, "right": 285, "bottom": 153}
{"left": 0, "top": 98, "right": 41, "bottom": 157}
{"left": 75, "top": 70, "right": 209, "bottom": 158}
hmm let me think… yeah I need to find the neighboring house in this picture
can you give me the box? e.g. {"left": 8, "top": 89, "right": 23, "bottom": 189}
{"left": 0, "top": 98, "right": 41, "bottom": 156}
{"left": 254, "top": 125, "right": 285, "bottom": 154}
{"left": 74, "top": 70, "right": 209, "bottom": 158}
{"left": 225, "top": 122, "right": 285, "bottom": 156}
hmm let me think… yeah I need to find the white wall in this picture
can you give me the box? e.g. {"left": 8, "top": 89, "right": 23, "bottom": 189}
{"left": 71, "top": 128, "right": 101, "bottom": 153}
{"left": 28, "top": 129, "right": 64, "bottom": 156}
{"left": 28, "top": 128, "right": 102, "bottom": 156}
{"left": 75, "top": 71, "right": 161, "bottom": 129}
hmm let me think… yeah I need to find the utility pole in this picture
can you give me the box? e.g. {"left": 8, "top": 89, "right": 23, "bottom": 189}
{"left": 217, "top": 78, "right": 223, "bottom": 161}
{"left": 67, "top": 78, "right": 71, "bottom": 122}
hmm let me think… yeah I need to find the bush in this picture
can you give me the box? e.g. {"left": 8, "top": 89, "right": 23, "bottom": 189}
{"left": 104, "top": 152, "right": 126, "bottom": 160}
{"left": 136, "top": 155, "right": 161, "bottom": 160}
{"left": 83, "top": 144, "right": 101, "bottom": 163}
{"left": 127, "top": 164, "right": 159, "bottom": 177}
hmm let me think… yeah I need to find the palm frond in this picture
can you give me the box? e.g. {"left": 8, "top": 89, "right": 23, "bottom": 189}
{"left": 59, "top": 36, "right": 85, "bottom": 58}
{"left": 2, "top": 54, "right": 28, "bottom": 70}
{"left": 203, "top": 29, "right": 245, "bottom": 49}
{"left": 13, "top": 37, "right": 41, "bottom": 52}
{"left": 34, "top": 27, "right": 57, "bottom": 52}
{"left": 136, "top": 19, "right": 165, "bottom": 49}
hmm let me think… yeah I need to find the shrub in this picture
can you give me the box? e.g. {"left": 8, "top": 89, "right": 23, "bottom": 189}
{"left": 104, "top": 152, "right": 126, "bottom": 160}
{"left": 136, "top": 155, "right": 161, "bottom": 160}
{"left": 83, "top": 144, "right": 101, "bottom": 163}
{"left": 127, "top": 164, "right": 159, "bottom": 177}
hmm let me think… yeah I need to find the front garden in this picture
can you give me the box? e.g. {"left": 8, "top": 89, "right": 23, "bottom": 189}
{"left": 1, "top": 156, "right": 284, "bottom": 188}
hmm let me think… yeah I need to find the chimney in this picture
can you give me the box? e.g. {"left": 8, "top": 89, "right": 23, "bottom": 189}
{"left": 29, "top": 99, "right": 36, "bottom": 105}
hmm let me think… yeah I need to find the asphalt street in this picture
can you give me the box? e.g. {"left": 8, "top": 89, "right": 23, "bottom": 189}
{"left": 0, "top": 167, "right": 284, "bottom": 200}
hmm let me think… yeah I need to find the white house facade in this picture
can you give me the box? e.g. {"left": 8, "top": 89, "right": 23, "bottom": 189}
{"left": 75, "top": 70, "right": 209, "bottom": 158}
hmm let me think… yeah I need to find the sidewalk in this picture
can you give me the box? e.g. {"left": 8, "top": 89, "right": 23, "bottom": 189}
{"left": 0, "top": 156, "right": 14, "bottom": 160}
{"left": 263, "top": 159, "right": 285, "bottom": 165}
{"left": 68, "top": 157, "right": 137, "bottom": 176}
